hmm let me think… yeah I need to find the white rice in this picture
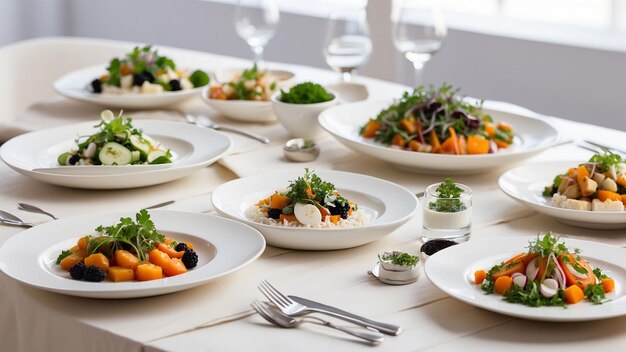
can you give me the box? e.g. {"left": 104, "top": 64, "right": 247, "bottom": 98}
{"left": 245, "top": 204, "right": 369, "bottom": 228}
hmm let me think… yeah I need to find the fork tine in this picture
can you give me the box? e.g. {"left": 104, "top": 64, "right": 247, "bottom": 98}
{"left": 262, "top": 280, "right": 294, "bottom": 304}
{"left": 251, "top": 301, "right": 275, "bottom": 324}
{"left": 258, "top": 281, "right": 289, "bottom": 308}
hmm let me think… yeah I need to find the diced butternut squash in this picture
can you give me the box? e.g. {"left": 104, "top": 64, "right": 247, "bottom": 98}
{"left": 391, "top": 133, "right": 406, "bottom": 148}
{"left": 269, "top": 193, "right": 290, "bottom": 209}
{"left": 458, "top": 135, "right": 467, "bottom": 155}
{"left": 107, "top": 266, "right": 135, "bottom": 282}
{"left": 84, "top": 253, "right": 110, "bottom": 272}
{"left": 148, "top": 248, "right": 173, "bottom": 270}
{"left": 60, "top": 254, "right": 84, "bottom": 271}
{"left": 77, "top": 236, "right": 89, "bottom": 250}
{"left": 602, "top": 278, "right": 615, "bottom": 293}
{"left": 441, "top": 136, "right": 457, "bottom": 154}
{"left": 114, "top": 250, "right": 139, "bottom": 270}
{"left": 328, "top": 215, "right": 341, "bottom": 224}
{"left": 474, "top": 270, "right": 487, "bottom": 285}
{"left": 163, "top": 258, "right": 188, "bottom": 277}
{"left": 69, "top": 245, "right": 80, "bottom": 253}
{"left": 617, "top": 174, "right": 626, "bottom": 187}
{"left": 597, "top": 190, "right": 621, "bottom": 202}
{"left": 576, "top": 165, "right": 590, "bottom": 190}
{"left": 430, "top": 131, "right": 442, "bottom": 153}
{"left": 484, "top": 123, "right": 496, "bottom": 137}
{"left": 467, "top": 135, "right": 490, "bottom": 154}
{"left": 564, "top": 285, "right": 585, "bottom": 304}
{"left": 400, "top": 117, "right": 418, "bottom": 134}
{"left": 621, "top": 194, "right": 626, "bottom": 206}
{"left": 157, "top": 243, "right": 185, "bottom": 259}
{"left": 361, "top": 120, "right": 381, "bottom": 138}
{"left": 256, "top": 197, "right": 270, "bottom": 206}
{"left": 497, "top": 121, "right": 512, "bottom": 132}
{"left": 494, "top": 276, "right": 513, "bottom": 294}
{"left": 495, "top": 139, "right": 510, "bottom": 149}
{"left": 135, "top": 263, "right": 163, "bottom": 281}
{"left": 279, "top": 214, "right": 297, "bottom": 222}
{"left": 408, "top": 140, "right": 421, "bottom": 152}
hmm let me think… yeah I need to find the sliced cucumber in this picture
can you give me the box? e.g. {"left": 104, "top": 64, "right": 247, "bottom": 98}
{"left": 147, "top": 150, "right": 170, "bottom": 164}
{"left": 58, "top": 152, "right": 72, "bottom": 166}
{"left": 129, "top": 134, "right": 152, "bottom": 158}
{"left": 98, "top": 142, "right": 132, "bottom": 165}
{"left": 131, "top": 150, "right": 141, "bottom": 163}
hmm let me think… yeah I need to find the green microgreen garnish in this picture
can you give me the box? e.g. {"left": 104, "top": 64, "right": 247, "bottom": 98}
{"left": 378, "top": 251, "right": 419, "bottom": 267}
{"left": 279, "top": 82, "right": 334, "bottom": 104}
{"left": 427, "top": 178, "right": 467, "bottom": 213}
{"left": 589, "top": 150, "right": 622, "bottom": 173}
{"left": 593, "top": 267, "right": 609, "bottom": 280}
{"left": 282, "top": 169, "right": 348, "bottom": 214}
{"left": 504, "top": 281, "right": 566, "bottom": 307}
{"left": 584, "top": 283, "right": 607, "bottom": 305}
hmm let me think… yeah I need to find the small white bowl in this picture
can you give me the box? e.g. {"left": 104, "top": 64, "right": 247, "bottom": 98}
{"left": 271, "top": 88, "right": 339, "bottom": 139}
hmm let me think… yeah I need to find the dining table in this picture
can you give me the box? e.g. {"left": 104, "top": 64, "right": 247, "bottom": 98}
{"left": 1, "top": 37, "right": 625, "bottom": 352}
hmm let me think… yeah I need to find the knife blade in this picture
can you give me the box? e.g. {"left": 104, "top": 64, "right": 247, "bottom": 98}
{"left": 288, "top": 295, "right": 402, "bottom": 335}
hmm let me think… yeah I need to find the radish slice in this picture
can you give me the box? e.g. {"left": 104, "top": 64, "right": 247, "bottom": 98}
{"left": 540, "top": 278, "right": 559, "bottom": 298}
{"left": 549, "top": 253, "right": 566, "bottom": 288}
{"left": 511, "top": 273, "right": 527, "bottom": 288}
{"left": 526, "top": 257, "right": 540, "bottom": 281}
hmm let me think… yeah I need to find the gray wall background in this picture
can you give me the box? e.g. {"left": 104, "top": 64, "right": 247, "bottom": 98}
{"left": 1, "top": 0, "right": 624, "bottom": 130}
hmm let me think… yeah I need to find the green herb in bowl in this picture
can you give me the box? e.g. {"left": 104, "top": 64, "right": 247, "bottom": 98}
{"left": 428, "top": 178, "right": 468, "bottom": 213}
{"left": 279, "top": 82, "right": 334, "bottom": 104}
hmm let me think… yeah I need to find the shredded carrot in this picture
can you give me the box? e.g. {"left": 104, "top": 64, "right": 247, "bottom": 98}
{"left": 448, "top": 127, "right": 460, "bottom": 155}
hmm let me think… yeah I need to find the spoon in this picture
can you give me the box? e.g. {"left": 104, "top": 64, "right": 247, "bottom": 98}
{"left": 0, "top": 211, "right": 34, "bottom": 228}
{"left": 18, "top": 203, "right": 57, "bottom": 220}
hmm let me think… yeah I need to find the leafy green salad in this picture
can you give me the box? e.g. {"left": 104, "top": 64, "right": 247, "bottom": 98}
{"left": 58, "top": 110, "right": 173, "bottom": 166}
{"left": 279, "top": 82, "right": 334, "bottom": 104}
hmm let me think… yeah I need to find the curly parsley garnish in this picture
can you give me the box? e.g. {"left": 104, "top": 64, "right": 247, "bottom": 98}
{"left": 427, "top": 178, "right": 467, "bottom": 213}
{"left": 379, "top": 251, "right": 419, "bottom": 267}
{"left": 55, "top": 250, "right": 72, "bottom": 264}
{"left": 279, "top": 82, "right": 334, "bottom": 104}
{"left": 283, "top": 168, "right": 347, "bottom": 214}
{"left": 504, "top": 281, "right": 566, "bottom": 307}
{"left": 589, "top": 150, "right": 622, "bottom": 173}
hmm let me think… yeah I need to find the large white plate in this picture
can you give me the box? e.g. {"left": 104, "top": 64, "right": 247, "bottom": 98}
{"left": 499, "top": 161, "right": 626, "bottom": 229}
{"left": 319, "top": 99, "right": 560, "bottom": 174}
{"left": 0, "top": 120, "right": 232, "bottom": 189}
{"left": 425, "top": 236, "right": 626, "bottom": 322}
{"left": 54, "top": 65, "right": 207, "bottom": 109}
{"left": 0, "top": 210, "right": 265, "bottom": 299}
{"left": 212, "top": 170, "right": 418, "bottom": 250}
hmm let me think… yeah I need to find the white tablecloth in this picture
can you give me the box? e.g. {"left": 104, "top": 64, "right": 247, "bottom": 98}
{"left": 1, "top": 38, "right": 625, "bottom": 352}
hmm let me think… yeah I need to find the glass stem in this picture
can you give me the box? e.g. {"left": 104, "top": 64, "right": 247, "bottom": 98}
{"left": 413, "top": 61, "right": 424, "bottom": 86}
{"left": 341, "top": 71, "right": 353, "bottom": 82}
{"left": 252, "top": 46, "right": 264, "bottom": 65}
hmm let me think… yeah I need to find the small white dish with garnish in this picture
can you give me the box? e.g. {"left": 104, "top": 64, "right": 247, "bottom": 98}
{"left": 211, "top": 169, "right": 418, "bottom": 250}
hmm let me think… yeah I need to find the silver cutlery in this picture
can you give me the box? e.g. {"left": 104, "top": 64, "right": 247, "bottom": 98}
{"left": 0, "top": 211, "right": 34, "bottom": 228}
{"left": 146, "top": 200, "right": 175, "bottom": 209}
{"left": 258, "top": 280, "right": 402, "bottom": 336}
{"left": 18, "top": 203, "right": 57, "bottom": 220}
{"left": 583, "top": 140, "right": 626, "bottom": 155}
{"left": 251, "top": 300, "right": 384, "bottom": 344}
{"left": 0, "top": 209, "right": 24, "bottom": 222}
{"left": 186, "top": 113, "right": 270, "bottom": 144}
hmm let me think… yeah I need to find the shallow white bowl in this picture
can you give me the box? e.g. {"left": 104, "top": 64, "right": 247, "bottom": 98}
{"left": 0, "top": 120, "right": 232, "bottom": 189}
{"left": 425, "top": 236, "right": 626, "bottom": 321}
{"left": 318, "top": 99, "right": 560, "bottom": 174}
{"left": 499, "top": 161, "right": 626, "bottom": 229}
{"left": 201, "top": 68, "right": 296, "bottom": 123}
{"left": 0, "top": 210, "right": 265, "bottom": 299}
{"left": 54, "top": 65, "right": 208, "bottom": 109}
{"left": 271, "top": 89, "right": 339, "bottom": 139}
{"left": 211, "top": 170, "right": 418, "bottom": 250}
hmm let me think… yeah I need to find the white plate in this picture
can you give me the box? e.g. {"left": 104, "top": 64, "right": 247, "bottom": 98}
{"left": 54, "top": 65, "right": 207, "bottom": 109}
{"left": 319, "top": 99, "right": 560, "bottom": 174}
{"left": 0, "top": 120, "right": 232, "bottom": 189}
{"left": 425, "top": 236, "right": 626, "bottom": 322}
{"left": 200, "top": 68, "right": 295, "bottom": 123}
{"left": 211, "top": 170, "right": 418, "bottom": 250}
{"left": 0, "top": 210, "right": 265, "bottom": 299}
{"left": 499, "top": 161, "right": 626, "bottom": 229}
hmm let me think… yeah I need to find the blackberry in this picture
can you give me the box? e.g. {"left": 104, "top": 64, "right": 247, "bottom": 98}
{"left": 133, "top": 73, "right": 147, "bottom": 86}
{"left": 143, "top": 71, "right": 155, "bottom": 83}
{"left": 267, "top": 208, "right": 282, "bottom": 220}
{"left": 90, "top": 79, "right": 102, "bottom": 93}
{"left": 84, "top": 266, "right": 106, "bottom": 282}
{"left": 169, "top": 79, "right": 181, "bottom": 91}
{"left": 174, "top": 242, "right": 188, "bottom": 252}
{"left": 420, "top": 239, "right": 459, "bottom": 256}
{"left": 182, "top": 249, "right": 198, "bottom": 269}
{"left": 68, "top": 154, "right": 80, "bottom": 165}
{"left": 69, "top": 262, "right": 86, "bottom": 280}
{"left": 329, "top": 201, "right": 350, "bottom": 219}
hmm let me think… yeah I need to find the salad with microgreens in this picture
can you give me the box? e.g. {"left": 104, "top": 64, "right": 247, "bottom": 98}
{"left": 278, "top": 82, "right": 334, "bottom": 104}
{"left": 57, "top": 110, "right": 173, "bottom": 166}
{"left": 360, "top": 84, "right": 514, "bottom": 154}
{"left": 428, "top": 178, "right": 468, "bottom": 213}
{"left": 474, "top": 233, "right": 615, "bottom": 307}
{"left": 209, "top": 64, "right": 278, "bottom": 101}
{"left": 379, "top": 251, "right": 419, "bottom": 268}
{"left": 544, "top": 151, "right": 626, "bottom": 212}
{"left": 55, "top": 210, "right": 199, "bottom": 282}
{"left": 247, "top": 169, "right": 366, "bottom": 228}
{"left": 90, "top": 45, "right": 209, "bottom": 95}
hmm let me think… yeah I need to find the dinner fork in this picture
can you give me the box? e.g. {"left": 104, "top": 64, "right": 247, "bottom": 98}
{"left": 0, "top": 210, "right": 34, "bottom": 228}
{"left": 185, "top": 113, "right": 270, "bottom": 144}
{"left": 257, "top": 280, "right": 401, "bottom": 335}
{"left": 251, "top": 300, "right": 384, "bottom": 344}
{"left": 18, "top": 203, "right": 57, "bottom": 220}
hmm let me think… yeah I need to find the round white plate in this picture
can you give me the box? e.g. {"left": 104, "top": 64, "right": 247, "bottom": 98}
{"left": 200, "top": 68, "right": 295, "bottom": 123}
{"left": 54, "top": 65, "right": 207, "bottom": 109}
{"left": 211, "top": 170, "right": 418, "bottom": 250}
{"left": 499, "top": 161, "right": 626, "bottom": 229}
{"left": 318, "top": 99, "right": 560, "bottom": 174}
{"left": 0, "top": 120, "right": 232, "bottom": 189}
{"left": 0, "top": 210, "right": 265, "bottom": 299}
{"left": 425, "top": 236, "right": 626, "bottom": 322}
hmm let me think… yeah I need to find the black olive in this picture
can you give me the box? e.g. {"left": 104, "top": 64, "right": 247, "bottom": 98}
{"left": 68, "top": 154, "right": 80, "bottom": 165}
{"left": 90, "top": 79, "right": 102, "bottom": 93}
{"left": 268, "top": 208, "right": 282, "bottom": 220}
{"left": 133, "top": 73, "right": 147, "bottom": 86}
{"left": 169, "top": 79, "right": 181, "bottom": 91}
{"left": 143, "top": 71, "right": 155, "bottom": 83}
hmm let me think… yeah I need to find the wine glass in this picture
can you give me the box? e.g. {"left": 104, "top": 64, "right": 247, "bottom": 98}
{"left": 323, "top": 9, "right": 372, "bottom": 82}
{"left": 234, "top": 0, "right": 280, "bottom": 64}
{"left": 392, "top": 0, "right": 447, "bottom": 85}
